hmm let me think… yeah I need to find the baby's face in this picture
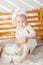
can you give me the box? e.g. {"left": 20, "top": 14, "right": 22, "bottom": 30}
{"left": 15, "top": 14, "right": 27, "bottom": 27}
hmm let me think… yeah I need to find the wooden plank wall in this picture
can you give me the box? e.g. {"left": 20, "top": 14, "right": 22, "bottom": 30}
{"left": 0, "top": 12, "right": 16, "bottom": 39}
{"left": 27, "top": 8, "right": 43, "bottom": 36}
{"left": 0, "top": 8, "right": 43, "bottom": 40}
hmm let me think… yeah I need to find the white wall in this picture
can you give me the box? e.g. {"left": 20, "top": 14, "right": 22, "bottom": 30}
{"left": 0, "top": 0, "right": 43, "bottom": 11}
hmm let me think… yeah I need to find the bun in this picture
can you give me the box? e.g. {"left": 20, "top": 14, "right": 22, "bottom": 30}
{"left": 16, "top": 37, "right": 27, "bottom": 44}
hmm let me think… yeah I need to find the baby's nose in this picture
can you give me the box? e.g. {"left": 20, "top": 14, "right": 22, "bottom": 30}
{"left": 21, "top": 24, "right": 23, "bottom": 26}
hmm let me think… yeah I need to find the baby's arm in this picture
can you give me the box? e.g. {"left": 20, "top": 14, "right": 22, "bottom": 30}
{"left": 26, "top": 25, "right": 36, "bottom": 38}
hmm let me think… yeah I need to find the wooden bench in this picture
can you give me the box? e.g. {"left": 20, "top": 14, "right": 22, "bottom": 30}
{"left": 0, "top": 8, "right": 43, "bottom": 40}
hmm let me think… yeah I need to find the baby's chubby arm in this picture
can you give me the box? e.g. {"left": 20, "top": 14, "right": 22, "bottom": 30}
{"left": 25, "top": 25, "right": 36, "bottom": 38}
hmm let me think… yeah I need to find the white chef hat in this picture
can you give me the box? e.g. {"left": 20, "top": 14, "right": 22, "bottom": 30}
{"left": 12, "top": 8, "right": 27, "bottom": 22}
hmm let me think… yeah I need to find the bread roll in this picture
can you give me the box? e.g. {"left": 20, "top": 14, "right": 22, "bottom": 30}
{"left": 16, "top": 37, "right": 27, "bottom": 44}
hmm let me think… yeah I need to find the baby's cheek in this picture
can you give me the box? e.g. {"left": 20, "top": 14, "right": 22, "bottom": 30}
{"left": 23, "top": 23, "right": 26, "bottom": 26}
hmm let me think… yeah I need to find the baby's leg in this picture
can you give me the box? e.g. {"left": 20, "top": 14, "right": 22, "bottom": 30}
{"left": 27, "top": 39, "right": 37, "bottom": 54}
{"left": 1, "top": 52, "right": 12, "bottom": 65}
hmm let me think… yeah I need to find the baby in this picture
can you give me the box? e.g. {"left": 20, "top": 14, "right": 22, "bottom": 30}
{"left": 1, "top": 9, "right": 37, "bottom": 64}
{"left": 14, "top": 10, "right": 37, "bottom": 62}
